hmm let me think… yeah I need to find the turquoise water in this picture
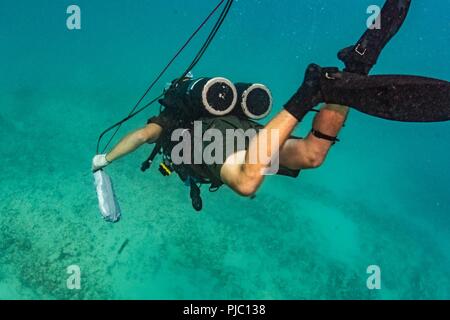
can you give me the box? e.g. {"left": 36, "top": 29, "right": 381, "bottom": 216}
{"left": 1, "top": 0, "right": 449, "bottom": 299}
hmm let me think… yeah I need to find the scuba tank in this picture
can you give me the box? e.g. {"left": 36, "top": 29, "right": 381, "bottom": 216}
{"left": 160, "top": 77, "right": 238, "bottom": 119}
{"left": 234, "top": 83, "right": 273, "bottom": 120}
{"left": 160, "top": 77, "right": 273, "bottom": 121}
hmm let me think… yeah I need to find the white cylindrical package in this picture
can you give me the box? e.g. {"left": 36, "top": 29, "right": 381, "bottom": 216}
{"left": 93, "top": 170, "right": 121, "bottom": 222}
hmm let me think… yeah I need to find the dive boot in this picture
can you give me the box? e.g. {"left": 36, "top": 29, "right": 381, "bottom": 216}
{"left": 284, "top": 64, "right": 334, "bottom": 121}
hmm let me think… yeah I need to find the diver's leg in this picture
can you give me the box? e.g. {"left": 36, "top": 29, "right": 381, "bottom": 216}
{"left": 338, "top": 0, "right": 412, "bottom": 75}
{"left": 288, "top": 64, "right": 450, "bottom": 123}
{"left": 280, "top": 104, "right": 349, "bottom": 170}
{"left": 318, "top": 68, "right": 450, "bottom": 122}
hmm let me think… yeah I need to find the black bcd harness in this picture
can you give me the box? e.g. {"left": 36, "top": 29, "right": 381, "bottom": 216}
{"left": 140, "top": 127, "right": 223, "bottom": 212}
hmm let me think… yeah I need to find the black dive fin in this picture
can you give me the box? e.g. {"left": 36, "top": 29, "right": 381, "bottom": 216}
{"left": 338, "top": 0, "right": 412, "bottom": 74}
{"left": 321, "top": 71, "right": 450, "bottom": 122}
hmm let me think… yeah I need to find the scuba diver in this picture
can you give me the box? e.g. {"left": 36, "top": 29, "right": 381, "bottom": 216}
{"left": 93, "top": 0, "right": 449, "bottom": 213}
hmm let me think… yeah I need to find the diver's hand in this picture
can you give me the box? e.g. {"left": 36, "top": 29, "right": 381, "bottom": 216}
{"left": 92, "top": 154, "right": 110, "bottom": 172}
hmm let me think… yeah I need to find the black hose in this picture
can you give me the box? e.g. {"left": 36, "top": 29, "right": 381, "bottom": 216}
{"left": 179, "top": 0, "right": 233, "bottom": 81}
{"left": 96, "top": 0, "right": 234, "bottom": 154}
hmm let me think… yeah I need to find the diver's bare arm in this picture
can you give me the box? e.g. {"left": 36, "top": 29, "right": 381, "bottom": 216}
{"left": 221, "top": 109, "right": 299, "bottom": 196}
{"left": 105, "top": 123, "right": 163, "bottom": 162}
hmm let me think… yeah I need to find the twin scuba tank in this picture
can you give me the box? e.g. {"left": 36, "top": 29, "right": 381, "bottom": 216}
{"left": 159, "top": 76, "right": 273, "bottom": 121}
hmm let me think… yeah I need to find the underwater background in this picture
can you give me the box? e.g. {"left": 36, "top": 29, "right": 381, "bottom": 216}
{"left": 0, "top": 0, "right": 449, "bottom": 299}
